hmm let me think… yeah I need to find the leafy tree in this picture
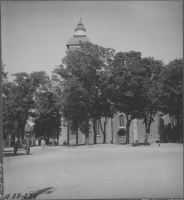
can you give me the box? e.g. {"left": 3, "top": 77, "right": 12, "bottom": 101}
{"left": 107, "top": 51, "right": 144, "bottom": 144}
{"left": 54, "top": 63, "right": 90, "bottom": 145}
{"left": 33, "top": 94, "right": 61, "bottom": 144}
{"left": 2, "top": 82, "right": 17, "bottom": 141}
{"left": 159, "top": 59, "right": 183, "bottom": 143}
{"left": 1, "top": 61, "right": 10, "bottom": 140}
{"left": 1, "top": 60, "right": 8, "bottom": 85}
{"left": 33, "top": 76, "right": 62, "bottom": 144}
{"left": 140, "top": 57, "right": 164, "bottom": 143}
{"left": 98, "top": 69, "right": 116, "bottom": 143}
{"left": 3, "top": 71, "right": 49, "bottom": 142}
{"left": 54, "top": 42, "right": 115, "bottom": 144}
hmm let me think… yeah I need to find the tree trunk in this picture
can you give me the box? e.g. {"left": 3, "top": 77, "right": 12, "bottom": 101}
{"left": 76, "top": 128, "right": 78, "bottom": 145}
{"left": 47, "top": 132, "right": 50, "bottom": 145}
{"left": 144, "top": 116, "right": 148, "bottom": 143}
{"left": 103, "top": 124, "right": 106, "bottom": 144}
{"left": 179, "top": 115, "right": 183, "bottom": 143}
{"left": 145, "top": 128, "right": 149, "bottom": 143}
{"left": 67, "top": 122, "right": 69, "bottom": 146}
{"left": 85, "top": 118, "right": 89, "bottom": 145}
{"left": 180, "top": 129, "right": 183, "bottom": 144}
{"left": 99, "top": 118, "right": 109, "bottom": 144}
{"left": 111, "top": 118, "right": 113, "bottom": 144}
{"left": 93, "top": 121, "right": 97, "bottom": 144}
{"left": 125, "top": 117, "right": 131, "bottom": 144}
{"left": 99, "top": 119, "right": 105, "bottom": 144}
{"left": 176, "top": 115, "right": 182, "bottom": 143}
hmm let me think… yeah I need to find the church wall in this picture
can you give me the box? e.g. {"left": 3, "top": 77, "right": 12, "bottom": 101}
{"left": 59, "top": 113, "right": 168, "bottom": 145}
{"left": 60, "top": 124, "right": 86, "bottom": 145}
{"left": 95, "top": 117, "right": 113, "bottom": 144}
{"left": 129, "top": 121, "right": 134, "bottom": 143}
{"left": 111, "top": 113, "right": 128, "bottom": 144}
{"left": 88, "top": 123, "right": 103, "bottom": 144}
{"left": 136, "top": 115, "right": 160, "bottom": 143}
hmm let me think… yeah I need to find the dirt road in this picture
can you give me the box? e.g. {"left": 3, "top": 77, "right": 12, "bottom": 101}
{"left": 3, "top": 144, "right": 183, "bottom": 199}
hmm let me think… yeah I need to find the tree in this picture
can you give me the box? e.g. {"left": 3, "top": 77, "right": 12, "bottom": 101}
{"left": 54, "top": 42, "right": 115, "bottom": 145}
{"left": 2, "top": 82, "right": 17, "bottom": 141}
{"left": 1, "top": 60, "right": 8, "bottom": 85}
{"left": 159, "top": 59, "right": 183, "bottom": 143}
{"left": 107, "top": 51, "right": 144, "bottom": 144}
{"left": 33, "top": 76, "right": 62, "bottom": 144}
{"left": 1, "top": 61, "right": 11, "bottom": 140}
{"left": 60, "top": 76, "right": 87, "bottom": 145}
{"left": 33, "top": 92, "right": 61, "bottom": 144}
{"left": 140, "top": 57, "right": 164, "bottom": 143}
{"left": 54, "top": 63, "right": 90, "bottom": 145}
{"left": 3, "top": 71, "right": 49, "bottom": 142}
{"left": 98, "top": 69, "right": 116, "bottom": 143}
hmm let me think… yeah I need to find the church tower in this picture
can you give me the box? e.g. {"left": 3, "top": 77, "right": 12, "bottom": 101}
{"left": 66, "top": 18, "right": 90, "bottom": 50}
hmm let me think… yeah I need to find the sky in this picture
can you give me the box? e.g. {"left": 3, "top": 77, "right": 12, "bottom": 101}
{"left": 1, "top": 1, "right": 183, "bottom": 81}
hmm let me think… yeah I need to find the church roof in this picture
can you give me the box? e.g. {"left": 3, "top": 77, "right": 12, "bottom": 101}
{"left": 66, "top": 18, "right": 90, "bottom": 48}
{"left": 75, "top": 18, "right": 86, "bottom": 32}
{"left": 67, "top": 36, "right": 90, "bottom": 46}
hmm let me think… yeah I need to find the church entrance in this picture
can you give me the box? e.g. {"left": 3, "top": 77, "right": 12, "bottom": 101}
{"left": 116, "top": 129, "right": 126, "bottom": 144}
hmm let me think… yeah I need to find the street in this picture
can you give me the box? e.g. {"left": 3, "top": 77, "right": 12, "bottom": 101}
{"left": 3, "top": 144, "right": 183, "bottom": 199}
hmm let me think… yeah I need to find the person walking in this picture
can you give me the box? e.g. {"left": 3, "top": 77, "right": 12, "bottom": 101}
{"left": 41, "top": 138, "right": 45, "bottom": 148}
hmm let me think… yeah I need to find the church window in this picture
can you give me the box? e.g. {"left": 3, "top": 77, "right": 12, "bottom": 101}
{"left": 119, "top": 115, "right": 125, "bottom": 127}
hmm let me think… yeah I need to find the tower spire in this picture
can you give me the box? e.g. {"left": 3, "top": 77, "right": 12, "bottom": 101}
{"left": 66, "top": 16, "right": 90, "bottom": 49}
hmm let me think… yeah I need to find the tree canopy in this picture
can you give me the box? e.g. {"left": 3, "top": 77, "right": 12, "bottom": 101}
{"left": 2, "top": 44, "right": 183, "bottom": 145}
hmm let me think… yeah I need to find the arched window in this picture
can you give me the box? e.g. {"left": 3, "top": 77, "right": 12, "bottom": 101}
{"left": 119, "top": 115, "right": 125, "bottom": 127}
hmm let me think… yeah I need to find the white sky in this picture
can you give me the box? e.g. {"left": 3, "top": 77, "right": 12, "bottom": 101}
{"left": 1, "top": 1, "right": 183, "bottom": 81}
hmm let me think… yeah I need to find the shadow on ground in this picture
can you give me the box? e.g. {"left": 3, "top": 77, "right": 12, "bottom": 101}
{"left": 27, "top": 187, "right": 55, "bottom": 199}
{"left": 3, "top": 150, "right": 33, "bottom": 157}
{"left": 63, "top": 143, "right": 107, "bottom": 147}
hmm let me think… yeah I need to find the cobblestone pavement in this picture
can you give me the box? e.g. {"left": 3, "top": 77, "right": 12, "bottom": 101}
{"left": 3, "top": 144, "right": 183, "bottom": 199}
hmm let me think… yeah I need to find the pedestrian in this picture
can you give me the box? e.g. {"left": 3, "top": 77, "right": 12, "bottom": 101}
{"left": 25, "top": 134, "right": 30, "bottom": 149}
{"left": 54, "top": 138, "right": 58, "bottom": 146}
{"left": 41, "top": 138, "right": 45, "bottom": 148}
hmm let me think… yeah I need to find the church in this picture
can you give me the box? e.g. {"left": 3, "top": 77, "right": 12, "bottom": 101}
{"left": 59, "top": 18, "right": 171, "bottom": 145}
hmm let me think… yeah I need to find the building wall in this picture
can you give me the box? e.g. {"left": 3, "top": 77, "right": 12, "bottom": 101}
{"left": 137, "top": 115, "right": 159, "bottom": 143}
{"left": 59, "top": 113, "right": 170, "bottom": 145}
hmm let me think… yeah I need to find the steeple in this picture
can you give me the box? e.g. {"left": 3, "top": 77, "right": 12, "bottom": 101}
{"left": 75, "top": 17, "right": 86, "bottom": 32}
{"left": 66, "top": 17, "right": 90, "bottom": 50}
